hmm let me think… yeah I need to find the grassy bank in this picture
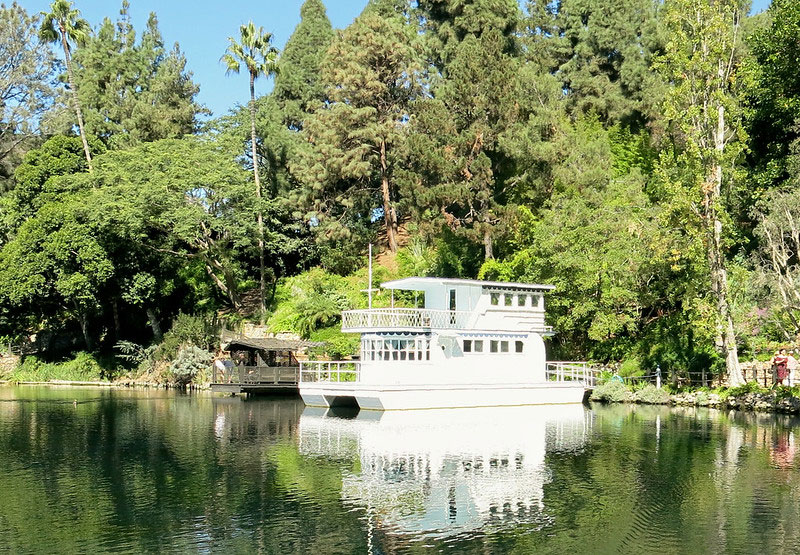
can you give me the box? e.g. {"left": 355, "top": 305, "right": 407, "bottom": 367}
{"left": 6, "top": 352, "right": 111, "bottom": 383}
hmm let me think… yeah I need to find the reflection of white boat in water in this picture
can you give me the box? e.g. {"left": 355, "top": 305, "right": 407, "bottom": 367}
{"left": 300, "top": 277, "right": 594, "bottom": 410}
{"left": 298, "top": 405, "right": 592, "bottom": 539}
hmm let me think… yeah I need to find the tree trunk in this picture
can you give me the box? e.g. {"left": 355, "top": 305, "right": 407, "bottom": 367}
{"left": 379, "top": 139, "right": 399, "bottom": 253}
{"left": 78, "top": 311, "right": 93, "bottom": 351}
{"left": 112, "top": 298, "right": 121, "bottom": 339}
{"left": 60, "top": 27, "right": 92, "bottom": 172}
{"left": 146, "top": 307, "right": 162, "bottom": 341}
{"left": 250, "top": 72, "right": 266, "bottom": 323}
{"left": 709, "top": 101, "right": 744, "bottom": 386}
{"left": 483, "top": 223, "right": 494, "bottom": 260}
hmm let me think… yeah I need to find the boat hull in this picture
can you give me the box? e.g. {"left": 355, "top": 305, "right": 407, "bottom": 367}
{"left": 299, "top": 382, "right": 588, "bottom": 411}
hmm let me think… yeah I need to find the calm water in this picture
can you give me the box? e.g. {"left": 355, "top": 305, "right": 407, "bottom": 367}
{"left": 1, "top": 388, "right": 800, "bottom": 553}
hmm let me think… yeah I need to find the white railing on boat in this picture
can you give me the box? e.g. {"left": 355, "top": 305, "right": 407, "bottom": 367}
{"left": 341, "top": 308, "right": 471, "bottom": 330}
{"left": 545, "top": 361, "right": 599, "bottom": 387}
{"left": 300, "top": 360, "right": 361, "bottom": 384}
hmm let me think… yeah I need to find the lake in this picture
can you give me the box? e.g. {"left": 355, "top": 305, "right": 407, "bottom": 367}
{"left": 1, "top": 386, "right": 799, "bottom": 553}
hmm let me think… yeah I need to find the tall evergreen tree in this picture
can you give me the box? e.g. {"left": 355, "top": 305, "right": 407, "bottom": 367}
{"left": 222, "top": 22, "right": 279, "bottom": 320}
{"left": 296, "top": 5, "right": 422, "bottom": 254}
{"left": 39, "top": 0, "right": 93, "bottom": 170}
{"left": 411, "top": 0, "right": 521, "bottom": 260}
{"left": 541, "top": 0, "right": 664, "bottom": 127}
{"left": 272, "top": 0, "right": 333, "bottom": 132}
{"left": 0, "top": 3, "right": 59, "bottom": 188}
{"left": 71, "top": 3, "right": 206, "bottom": 148}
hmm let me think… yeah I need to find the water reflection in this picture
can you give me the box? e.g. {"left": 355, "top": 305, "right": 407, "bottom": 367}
{"left": 4, "top": 388, "right": 800, "bottom": 552}
{"left": 298, "top": 405, "right": 593, "bottom": 542}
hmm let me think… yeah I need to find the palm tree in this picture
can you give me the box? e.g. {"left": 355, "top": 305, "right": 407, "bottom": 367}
{"left": 39, "top": 0, "right": 93, "bottom": 171}
{"left": 222, "top": 22, "right": 279, "bottom": 322}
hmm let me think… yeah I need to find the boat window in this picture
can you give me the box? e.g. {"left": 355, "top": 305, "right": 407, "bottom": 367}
{"left": 474, "top": 340, "right": 484, "bottom": 353}
{"left": 490, "top": 340, "right": 499, "bottom": 353}
{"left": 500, "top": 341, "right": 509, "bottom": 353}
{"left": 463, "top": 340, "right": 472, "bottom": 353}
{"left": 517, "top": 295, "right": 527, "bottom": 307}
{"left": 515, "top": 341, "right": 524, "bottom": 353}
{"left": 491, "top": 292, "right": 500, "bottom": 305}
{"left": 504, "top": 294, "right": 513, "bottom": 307}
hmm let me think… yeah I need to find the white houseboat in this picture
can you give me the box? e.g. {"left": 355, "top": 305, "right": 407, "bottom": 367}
{"left": 299, "top": 277, "right": 593, "bottom": 410}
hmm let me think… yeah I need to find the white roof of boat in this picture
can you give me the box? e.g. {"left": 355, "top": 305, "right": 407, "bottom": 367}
{"left": 381, "top": 277, "right": 555, "bottom": 291}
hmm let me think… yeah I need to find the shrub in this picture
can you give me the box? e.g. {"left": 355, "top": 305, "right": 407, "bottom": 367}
{"left": 309, "top": 326, "right": 360, "bottom": 360}
{"left": 168, "top": 345, "right": 212, "bottom": 385}
{"left": 590, "top": 381, "right": 631, "bottom": 403}
{"left": 719, "top": 381, "right": 766, "bottom": 399}
{"left": 619, "top": 356, "right": 643, "bottom": 377}
{"left": 634, "top": 384, "right": 670, "bottom": 404}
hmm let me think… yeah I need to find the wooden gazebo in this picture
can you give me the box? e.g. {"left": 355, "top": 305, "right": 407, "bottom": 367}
{"left": 211, "top": 337, "right": 322, "bottom": 395}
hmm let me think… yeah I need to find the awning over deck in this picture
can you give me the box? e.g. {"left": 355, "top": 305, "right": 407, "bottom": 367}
{"left": 223, "top": 337, "right": 323, "bottom": 352}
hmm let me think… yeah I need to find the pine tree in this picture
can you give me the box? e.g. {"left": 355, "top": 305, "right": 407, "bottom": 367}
{"left": 296, "top": 4, "right": 421, "bottom": 254}
{"left": 70, "top": 3, "right": 206, "bottom": 148}
{"left": 272, "top": 0, "right": 333, "bottom": 132}
{"left": 411, "top": 0, "right": 522, "bottom": 260}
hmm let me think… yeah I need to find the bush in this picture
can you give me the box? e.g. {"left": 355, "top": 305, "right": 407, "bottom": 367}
{"left": 719, "top": 381, "right": 766, "bottom": 399}
{"left": 618, "top": 356, "right": 643, "bottom": 377}
{"left": 309, "top": 326, "right": 360, "bottom": 360}
{"left": 168, "top": 345, "right": 212, "bottom": 385}
{"left": 633, "top": 384, "right": 670, "bottom": 404}
{"left": 590, "top": 381, "right": 631, "bottom": 403}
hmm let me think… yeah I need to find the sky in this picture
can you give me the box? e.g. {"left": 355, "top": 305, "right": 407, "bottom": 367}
{"left": 20, "top": 0, "right": 773, "bottom": 118}
{"left": 20, "top": 0, "right": 369, "bottom": 117}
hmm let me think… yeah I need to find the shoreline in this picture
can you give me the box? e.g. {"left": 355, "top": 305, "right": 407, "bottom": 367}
{"left": 594, "top": 390, "right": 800, "bottom": 414}
{"left": 0, "top": 379, "right": 211, "bottom": 390}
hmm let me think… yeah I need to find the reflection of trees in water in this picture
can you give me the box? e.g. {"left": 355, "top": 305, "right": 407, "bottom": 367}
{"left": 0, "top": 389, "right": 366, "bottom": 552}
{"left": 3, "top": 390, "right": 800, "bottom": 552}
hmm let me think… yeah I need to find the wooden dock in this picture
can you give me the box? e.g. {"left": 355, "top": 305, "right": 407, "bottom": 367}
{"left": 211, "top": 366, "right": 299, "bottom": 395}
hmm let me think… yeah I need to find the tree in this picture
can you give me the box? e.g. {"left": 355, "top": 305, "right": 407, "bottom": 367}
{"left": 0, "top": 3, "right": 59, "bottom": 188}
{"left": 272, "top": 0, "right": 334, "bottom": 132}
{"left": 542, "top": 0, "right": 665, "bottom": 127}
{"left": 655, "top": 0, "right": 748, "bottom": 385}
{"left": 39, "top": 0, "right": 93, "bottom": 170}
{"left": 296, "top": 4, "right": 422, "bottom": 254}
{"left": 409, "top": 0, "right": 521, "bottom": 260}
{"left": 69, "top": 4, "right": 206, "bottom": 148}
{"left": 745, "top": 0, "right": 800, "bottom": 195}
{"left": 222, "top": 21, "right": 279, "bottom": 321}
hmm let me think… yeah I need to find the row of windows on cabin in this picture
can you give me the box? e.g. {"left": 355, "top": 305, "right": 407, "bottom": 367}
{"left": 489, "top": 292, "right": 541, "bottom": 308}
{"left": 361, "top": 338, "right": 431, "bottom": 362}
{"left": 463, "top": 339, "right": 524, "bottom": 354}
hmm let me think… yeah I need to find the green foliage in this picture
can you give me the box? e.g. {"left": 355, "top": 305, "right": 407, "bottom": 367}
{"left": 719, "top": 381, "right": 767, "bottom": 399}
{"left": 9, "top": 352, "right": 108, "bottom": 382}
{"left": 633, "top": 384, "right": 671, "bottom": 404}
{"left": 168, "top": 345, "right": 212, "bottom": 385}
{"left": 590, "top": 381, "right": 631, "bottom": 403}
{"left": 0, "top": 3, "right": 58, "bottom": 188}
{"left": 618, "top": 357, "right": 643, "bottom": 378}
{"left": 308, "top": 326, "right": 360, "bottom": 360}
{"left": 67, "top": 6, "right": 206, "bottom": 147}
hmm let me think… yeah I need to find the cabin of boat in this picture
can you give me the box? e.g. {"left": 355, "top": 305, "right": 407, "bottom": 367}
{"left": 299, "top": 277, "right": 591, "bottom": 410}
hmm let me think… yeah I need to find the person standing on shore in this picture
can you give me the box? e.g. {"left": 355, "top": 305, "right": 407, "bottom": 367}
{"left": 788, "top": 350, "right": 798, "bottom": 386}
{"left": 775, "top": 349, "right": 790, "bottom": 386}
